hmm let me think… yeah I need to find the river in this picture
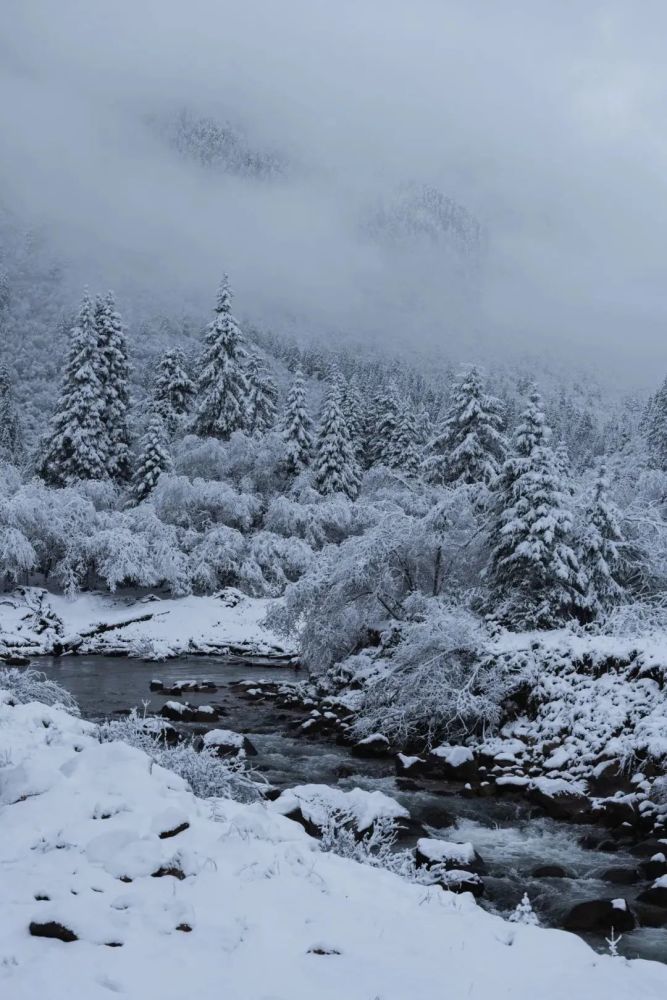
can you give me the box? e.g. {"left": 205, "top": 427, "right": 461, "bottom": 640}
{"left": 30, "top": 655, "right": 667, "bottom": 963}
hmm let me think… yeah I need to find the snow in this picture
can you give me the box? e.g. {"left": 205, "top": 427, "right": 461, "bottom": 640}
{"left": 202, "top": 729, "right": 245, "bottom": 749}
{"left": 2, "top": 694, "right": 667, "bottom": 998}
{"left": 0, "top": 587, "right": 296, "bottom": 660}
{"left": 417, "top": 838, "right": 476, "bottom": 866}
{"left": 270, "top": 784, "right": 409, "bottom": 832}
{"left": 430, "top": 745, "right": 475, "bottom": 766}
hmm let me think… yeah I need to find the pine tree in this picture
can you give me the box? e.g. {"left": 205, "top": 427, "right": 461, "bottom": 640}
{"left": 246, "top": 353, "right": 278, "bottom": 436}
{"left": 193, "top": 275, "right": 249, "bottom": 439}
{"left": 645, "top": 374, "right": 667, "bottom": 471}
{"left": 415, "top": 404, "right": 433, "bottom": 448}
{"left": 95, "top": 291, "right": 131, "bottom": 481}
{"left": 391, "top": 403, "right": 421, "bottom": 475}
{"left": 487, "top": 388, "right": 584, "bottom": 627}
{"left": 341, "top": 376, "right": 365, "bottom": 461}
{"left": 425, "top": 366, "right": 505, "bottom": 486}
{"left": 153, "top": 347, "right": 194, "bottom": 434}
{"left": 579, "top": 464, "right": 625, "bottom": 618}
{"left": 314, "top": 377, "right": 361, "bottom": 498}
{"left": 0, "top": 363, "right": 24, "bottom": 464}
{"left": 131, "top": 412, "right": 172, "bottom": 503}
{"left": 281, "top": 366, "right": 313, "bottom": 473}
{"left": 372, "top": 382, "right": 401, "bottom": 466}
{"left": 39, "top": 290, "right": 107, "bottom": 485}
{"left": 509, "top": 893, "right": 539, "bottom": 927}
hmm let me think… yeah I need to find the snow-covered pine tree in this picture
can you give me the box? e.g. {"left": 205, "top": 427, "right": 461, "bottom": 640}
{"left": 314, "top": 376, "right": 361, "bottom": 498}
{"left": 131, "top": 412, "right": 172, "bottom": 503}
{"left": 281, "top": 366, "right": 313, "bottom": 474}
{"left": 246, "top": 353, "right": 278, "bottom": 436}
{"left": 415, "top": 404, "right": 433, "bottom": 448}
{"left": 645, "top": 374, "right": 667, "bottom": 471}
{"left": 424, "top": 366, "right": 505, "bottom": 486}
{"left": 39, "top": 290, "right": 107, "bottom": 485}
{"left": 341, "top": 376, "right": 365, "bottom": 462}
{"left": 509, "top": 893, "right": 539, "bottom": 927}
{"left": 579, "top": 464, "right": 625, "bottom": 618}
{"left": 95, "top": 291, "right": 131, "bottom": 481}
{"left": 391, "top": 403, "right": 421, "bottom": 475}
{"left": 153, "top": 347, "right": 194, "bottom": 434}
{"left": 193, "top": 275, "right": 249, "bottom": 439}
{"left": 0, "top": 363, "right": 24, "bottom": 464}
{"left": 487, "top": 388, "right": 584, "bottom": 627}
{"left": 372, "top": 382, "right": 401, "bottom": 466}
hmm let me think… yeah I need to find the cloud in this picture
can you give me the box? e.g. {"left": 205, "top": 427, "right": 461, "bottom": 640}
{"left": 1, "top": 0, "right": 666, "bottom": 382}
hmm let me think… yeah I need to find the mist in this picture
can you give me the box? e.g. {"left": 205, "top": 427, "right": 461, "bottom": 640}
{"left": 2, "top": 0, "right": 667, "bottom": 383}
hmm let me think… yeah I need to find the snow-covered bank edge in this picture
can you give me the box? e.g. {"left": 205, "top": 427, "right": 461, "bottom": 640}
{"left": 0, "top": 587, "right": 298, "bottom": 662}
{"left": 3, "top": 689, "right": 667, "bottom": 999}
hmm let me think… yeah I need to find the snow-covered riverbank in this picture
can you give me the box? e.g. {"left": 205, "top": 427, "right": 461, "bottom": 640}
{"left": 3, "top": 689, "right": 667, "bottom": 1000}
{"left": 0, "top": 587, "right": 296, "bottom": 661}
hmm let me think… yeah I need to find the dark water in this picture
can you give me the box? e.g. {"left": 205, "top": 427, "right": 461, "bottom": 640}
{"left": 34, "top": 655, "right": 667, "bottom": 963}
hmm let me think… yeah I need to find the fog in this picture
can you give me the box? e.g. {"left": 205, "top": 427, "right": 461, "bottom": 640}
{"left": 2, "top": 0, "right": 667, "bottom": 382}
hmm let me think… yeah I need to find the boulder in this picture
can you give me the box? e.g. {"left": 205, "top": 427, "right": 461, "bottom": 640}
{"left": 637, "top": 885, "right": 667, "bottom": 909}
{"left": 351, "top": 734, "right": 391, "bottom": 758}
{"left": 528, "top": 779, "right": 592, "bottom": 822}
{"left": 563, "top": 898, "right": 636, "bottom": 933}
{"left": 149, "top": 679, "right": 164, "bottom": 692}
{"left": 639, "top": 856, "right": 667, "bottom": 881}
{"left": 415, "top": 838, "right": 486, "bottom": 875}
{"left": 532, "top": 865, "right": 569, "bottom": 879}
{"left": 202, "top": 729, "right": 257, "bottom": 757}
{"left": 588, "top": 760, "right": 635, "bottom": 798}
{"left": 630, "top": 838, "right": 667, "bottom": 858}
{"left": 395, "top": 753, "right": 428, "bottom": 777}
{"left": 426, "top": 745, "right": 479, "bottom": 782}
{"left": 597, "top": 797, "right": 637, "bottom": 829}
{"left": 601, "top": 868, "right": 639, "bottom": 885}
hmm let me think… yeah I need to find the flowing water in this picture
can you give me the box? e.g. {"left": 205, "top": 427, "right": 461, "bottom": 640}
{"left": 31, "top": 655, "right": 667, "bottom": 963}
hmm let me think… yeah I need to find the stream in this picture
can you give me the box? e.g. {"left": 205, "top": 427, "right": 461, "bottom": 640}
{"left": 32, "top": 655, "right": 667, "bottom": 964}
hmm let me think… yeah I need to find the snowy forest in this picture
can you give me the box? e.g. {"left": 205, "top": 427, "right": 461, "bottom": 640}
{"left": 5, "top": 3, "right": 667, "bottom": 996}
{"left": 1, "top": 266, "right": 667, "bottom": 733}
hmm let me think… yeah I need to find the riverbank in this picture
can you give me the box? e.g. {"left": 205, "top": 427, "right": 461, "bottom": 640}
{"left": 0, "top": 587, "right": 297, "bottom": 662}
{"left": 3, "top": 685, "right": 667, "bottom": 999}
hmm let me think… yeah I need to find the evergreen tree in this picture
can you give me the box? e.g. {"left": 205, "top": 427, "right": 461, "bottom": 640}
{"left": 392, "top": 403, "right": 421, "bottom": 476}
{"left": 314, "top": 377, "right": 361, "bottom": 498}
{"left": 193, "top": 275, "right": 249, "bottom": 439}
{"left": 509, "top": 893, "right": 539, "bottom": 927}
{"left": 372, "top": 382, "right": 401, "bottom": 466}
{"left": 153, "top": 347, "right": 194, "bottom": 434}
{"left": 645, "top": 374, "right": 667, "bottom": 471}
{"left": 487, "top": 388, "right": 584, "bottom": 627}
{"left": 579, "top": 464, "right": 625, "bottom": 618}
{"left": 246, "top": 353, "right": 278, "bottom": 436}
{"left": 415, "top": 404, "right": 433, "bottom": 448}
{"left": 425, "top": 366, "right": 505, "bottom": 486}
{"left": 0, "top": 363, "right": 24, "bottom": 464}
{"left": 95, "top": 291, "right": 131, "bottom": 481}
{"left": 39, "top": 290, "right": 107, "bottom": 485}
{"left": 131, "top": 412, "right": 172, "bottom": 503}
{"left": 281, "top": 366, "right": 313, "bottom": 474}
{"left": 341, "top": 376, "right": 365, "bottom": 462}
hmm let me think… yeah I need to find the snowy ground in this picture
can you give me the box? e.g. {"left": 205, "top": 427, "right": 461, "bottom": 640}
{"left": 0, "top": 587, "right": 296, "bottom": 660}
{"left": 2, "top": 692, "right": 667, "bottom": 999}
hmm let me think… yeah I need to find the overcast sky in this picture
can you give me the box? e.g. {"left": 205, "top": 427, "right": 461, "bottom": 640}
{"left": 1, "top": 1, "right": 666, "bottom": 383}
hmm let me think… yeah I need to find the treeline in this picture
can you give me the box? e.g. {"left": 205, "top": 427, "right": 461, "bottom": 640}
{"left": 0, "top": 275, "right": 666, "bottom": 634}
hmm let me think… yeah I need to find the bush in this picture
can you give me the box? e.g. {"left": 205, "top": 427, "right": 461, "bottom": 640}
{"left": 99, "top": 709, "right": 263, "bottom": 803}
{"left": 0, "top": 667, "right": 79, "bottom": 714}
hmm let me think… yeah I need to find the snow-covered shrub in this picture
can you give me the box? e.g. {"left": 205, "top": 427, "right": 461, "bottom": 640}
{"left": 0, "top": 667, "right": 79, "bottom": 714}
{"left": 151, "top": 474, "right": 260, "bottom": 532}
{"left": 186, "top": 525, "right": 246, "bottom": 592}
{"left": 353, "top": 603, "right": 499, "bottom": 747}
{"left": 99, "top": 710, "right": 262, "bottom": 803}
